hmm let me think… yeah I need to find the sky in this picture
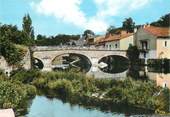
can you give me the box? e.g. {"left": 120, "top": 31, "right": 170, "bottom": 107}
{"left": 0, "top": 0, "right": 170, "bottom": 36}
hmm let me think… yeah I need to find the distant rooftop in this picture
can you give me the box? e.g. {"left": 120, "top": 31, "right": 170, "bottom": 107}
{"left": 96, "top": 31, "right": 133, "bottom": 44}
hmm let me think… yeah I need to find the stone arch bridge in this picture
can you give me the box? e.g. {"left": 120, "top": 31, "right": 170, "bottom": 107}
{"left": 32, "top": 46, "right": 128, "bottom": 73}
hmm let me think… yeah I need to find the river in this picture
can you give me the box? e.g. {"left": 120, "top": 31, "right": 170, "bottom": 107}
{"left": 26, "top": 96, "right": 154, "bottom": 117}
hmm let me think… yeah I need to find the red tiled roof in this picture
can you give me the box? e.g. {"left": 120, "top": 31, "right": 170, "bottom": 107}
{"left": 96, "top": 31, "right": 133, "bottom": 44}
{"left": 143, "top": 26, "right": 170, "bottom": 37}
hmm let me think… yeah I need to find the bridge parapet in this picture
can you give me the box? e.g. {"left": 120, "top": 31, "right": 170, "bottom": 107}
{"left": 31, "top": 46, "right": 127, "bottom": 52}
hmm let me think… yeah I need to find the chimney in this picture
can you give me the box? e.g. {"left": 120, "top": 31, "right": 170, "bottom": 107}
{"left": 121, "top": 30, "right": 128, "bottom": 35}
{"left": 143, "top": 25, "right": 146, "bottom": 28}
{"left": 147, "top": 24, "right": 150, "bottom": 27}
{"left": 134, "top": 28, "right": 137, "bottom": 33}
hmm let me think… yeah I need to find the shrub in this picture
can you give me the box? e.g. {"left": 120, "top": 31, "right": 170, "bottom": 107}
{"left": 47, "top": 79, "right": 73, "bottom": 97}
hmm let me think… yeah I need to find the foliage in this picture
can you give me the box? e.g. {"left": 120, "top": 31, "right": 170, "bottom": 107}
{"left": 47, "top": 79, "right": 73, "bottom": 97}
{"left": 22, "top": 14, "right": 35, "bottom": 45}
{"left": 151, "top": 13, "right": 170, "bottom": 27}
{"left": 14, "top": 70, "right": 168, "bottom": 114}
{"left": 0, "top": 36, "right": 26, "bottom": 66}
{"left": 126, "top": 45, "right": 140, "bottom": 64}
{"left": 122, "top": 17, "right": 135, "bottom": 33}
{"left": 0, "top": 24, "right": 22, "bottom": 44}
{"left": 82, "top": 29, "right": 95, "bottom": 40}
{"left": 10, "top": 69, "right": 40, "bottom": 84}
{"left": 0, "top": 76, "right": 36, "bottom": 110}
{"left": 35, "top": 34, "right": 80, "bottom": 46}
{"left": 106, "top": 26, "right": 124, "bottom": 35}
{"left": 0, "top": 22, "right": 30, "bottom": 66}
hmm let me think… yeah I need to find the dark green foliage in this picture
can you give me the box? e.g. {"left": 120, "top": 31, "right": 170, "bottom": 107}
{"left": 126, "top": 45, "right": 140, "bottom": 64}
{"left": 122, "top": 17, "right": 135, "bottom": 33}
{"left": 107, "top": 26, "right": 122, "bottom": 35}
{"left": 0, "top": 76, "right": 36, "bottom": 111}
{"left": 35, "top": 34, "right": 80, "bottom": 46}
{"left": 22, "top": 14, "right": 35, "bottom": 45}
{"left": 82, "top": 29, "right": 95, "bottom": 40}
{"left": 151, "top": 13, "right": 170, "bottom": 27}
{"left": 0, "top": 24, "right": 23, "bottom": 44}
{"left": 147, "top": 59, "right": 170, "bottom": 73}
{"left": 10, "top": 69, "right": 40, "bottom": 84}
{"left": 0, "top": 36, "right": 25, "bottom": 66}
{"left": 48, "top": 79, "right": 73, "bottom": 97}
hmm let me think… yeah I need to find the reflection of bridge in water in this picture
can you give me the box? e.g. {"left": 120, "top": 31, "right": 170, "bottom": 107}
{"left": 87, "top": 68, "right": 128, "bottom": 79}
{"left": 32, "top": 46, "right": 128, "bottom": 78}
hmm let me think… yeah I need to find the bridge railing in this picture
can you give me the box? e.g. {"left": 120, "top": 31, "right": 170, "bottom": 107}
{"left": 31, "top": 46, "right": 126, "bottom": 52}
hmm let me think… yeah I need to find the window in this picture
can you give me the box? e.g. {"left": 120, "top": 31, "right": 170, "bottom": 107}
{"left": 165, "top": 41, "right": 167, "bottom": 47}
{"left": 115, "top": 44, "right": 118, "bottom": 48}
{"left": 141, "top": 41, "right": 148, "bottom": 50}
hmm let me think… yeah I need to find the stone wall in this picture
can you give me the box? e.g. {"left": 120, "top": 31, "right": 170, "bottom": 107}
{"left": 0, "top": 56, "right": 12, "bottom": 76}
{"left": 0, "top": 48, "right": 31, "bottom": 76}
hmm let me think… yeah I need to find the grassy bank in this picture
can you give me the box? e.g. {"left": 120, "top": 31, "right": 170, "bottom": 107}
{"left": 10, "top": 69, "right": 170, "bottom": 114}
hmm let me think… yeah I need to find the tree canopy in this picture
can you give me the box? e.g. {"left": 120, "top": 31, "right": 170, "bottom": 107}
{"left": 82, "top": 29, "right": 95, "bottom": 40}
{"left": 35, "top": 34, "right": 80, "bottom": 46}
{"left": 122, "top": 17, "right": 135, "bottom": 33}
{"left": 151, "top": 13, "right": 170, "bottom": 27}
{"left": 22, "top": 14, "right": 35, "bottom": 45}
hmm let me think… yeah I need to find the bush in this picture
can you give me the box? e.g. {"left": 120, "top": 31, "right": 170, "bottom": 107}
{"left": 47, "top": 79, "right": 73, "bottom": 97}
{"left": 11, "top": 69, "right": 40, "bottom": 83}
{"left": 0, "top": 79, "right": 35, "bottom": 109}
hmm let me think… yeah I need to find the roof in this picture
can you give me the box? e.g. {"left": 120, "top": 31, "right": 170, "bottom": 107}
{"left": 96, "top": 31, "right": 133, "bottom": 44}
{"left": 143, "top": 26, "right": 170, "bottom": 37}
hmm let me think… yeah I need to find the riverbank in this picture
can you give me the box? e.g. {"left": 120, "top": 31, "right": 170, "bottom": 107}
{"left": 0, "top": 70, "right": 36, "bottom": 116}
{"left": 9, "top": 69, "right": 170, "bottom": 115}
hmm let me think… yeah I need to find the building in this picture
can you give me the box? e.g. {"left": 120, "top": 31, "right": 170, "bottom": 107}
{"left": 96, "top": 31, "right": 134, "bottom": 50}
{"left": 135, "top": 25, "right": 170, "bottom": 59}
{"left": 0, "top": 56, "right": 12, "bottom": 76}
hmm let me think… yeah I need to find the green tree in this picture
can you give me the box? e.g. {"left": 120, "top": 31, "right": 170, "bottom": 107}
{"left": 82, "top": 29, "right": 95, "bottom": 40}
{"left": 0, "top": 24, "right": 23, "bottom": 44}
{"left": 0, "top": 24, "right": 27, "bottom": 66}
{"left": 106, "top": 25, "right": 115, "bottom": 34}
{"left": 22, "top": 14, "right": 34, "bottom": 45}
{"left": 151, "top": 13, "right": 170, "bottom": 27}
{"left": 122, "top": 17, "right": 135, "bottom": 33}
{"left": 0, "top": 36, "right": 24, "bottom": 66}
{"left": 126, "top": 45, "right": 140, "bottom": 64}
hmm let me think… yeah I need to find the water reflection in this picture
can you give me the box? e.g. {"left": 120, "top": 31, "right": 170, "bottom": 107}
{"left": 26, "top": 96, "right": 124, "bottom": 117}
{"left": 99, "top": 55, "right": 129, "bottom": 74}
{"left": 51, "top": 53, "right": 91, "bottom": 72}
{"left": 148, "top": 72, "right": 170, "bottom": 89}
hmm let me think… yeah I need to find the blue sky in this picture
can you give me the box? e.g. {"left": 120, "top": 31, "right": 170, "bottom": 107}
{"left": 0, "top": 0, "right": 170, "bottom": 36}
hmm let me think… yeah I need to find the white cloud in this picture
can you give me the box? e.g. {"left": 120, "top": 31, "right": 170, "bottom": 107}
{"left": 94, "top": 0, "right": 152, "bottom": 17}
{"left": 31, "top": 0, "right": 151, "bottom": 33}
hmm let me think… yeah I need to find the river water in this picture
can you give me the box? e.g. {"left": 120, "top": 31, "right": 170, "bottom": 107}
{"left": 27, "top": 96, "right": 153, "bottom": 117}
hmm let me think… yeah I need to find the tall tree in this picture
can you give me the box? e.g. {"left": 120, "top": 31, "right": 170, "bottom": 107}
{"left": 22, "top": 14, "right": 34, "bottom": 45}
{"left": 122, "top": 17, "right": 135, "bottom": 33}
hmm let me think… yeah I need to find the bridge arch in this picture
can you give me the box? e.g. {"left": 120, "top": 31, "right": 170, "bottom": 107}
{"left": 33, "top": 58, "right": 44, "bottom": 69}
{"left": 51, "top": 53, "right": 92, "bottom": 72}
